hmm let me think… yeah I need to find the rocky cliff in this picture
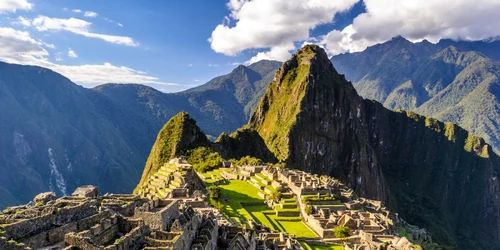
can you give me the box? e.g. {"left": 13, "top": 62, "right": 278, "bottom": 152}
{"left": 135, "top": 112, "right": 209, "bottom": 190}
{"left": 246, "top": 45, "right": 500, "bottom": 249}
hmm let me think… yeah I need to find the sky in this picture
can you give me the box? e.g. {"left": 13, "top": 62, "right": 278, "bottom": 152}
{"left": 1, "top": 0, "right": 500, "bottom": 92}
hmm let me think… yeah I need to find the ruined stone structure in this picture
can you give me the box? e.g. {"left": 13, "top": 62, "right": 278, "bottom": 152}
{"left": 0, "top": 158, "right": 433, "bottom": 250}
{"left": 136, "top": 158, "right": 205, "bottom": 200}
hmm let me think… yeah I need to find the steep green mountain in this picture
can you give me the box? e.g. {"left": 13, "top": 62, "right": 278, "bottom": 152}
{"left": 135, "top": 112, "right": 209, "bottom": 190}
{"left": 331, "top": 37, "right": 500, "bottom": 153}
{"left": 244, "top": 45, "right": 500, "bottom": 249}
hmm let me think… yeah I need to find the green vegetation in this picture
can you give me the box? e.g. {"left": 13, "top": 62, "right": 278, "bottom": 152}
{"left": 230, "top": 156, "right": 262, "bottom": 166}
{"left": 334, "top": 226, "right": 350, "bottom": 239}
{"left": 301, "top": 195, "right": 336, "bottom": 204}
{"left": 201, "top": 170, "right": 317, "bottom": 238}
{"left": 249, "top": 45, "right": 322, "bottom": 161}
{"left": 35, "top": 202, "right": 44, "bottom": 208}
{"left": 187, "top": 147, "right": 224, "bottom": 172}
{"left": 135, "top": 112, "right": 209, "bottom": 191}
{"left": 207, "top": 186, "right": 221, "bottom": 199}
{"left": 300, "top": 242, "right": 344, "bottom": 250}
{"left": 305, "top": 205, "right": 313, "bottom": 215}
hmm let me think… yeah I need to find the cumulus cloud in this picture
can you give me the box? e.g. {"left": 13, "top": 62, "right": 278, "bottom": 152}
{"left": 21, "top": 16, "right": 139, "bottom": 46}
{"left": 0, "top": 0, "right": 32, "bottom": 13}
{"left": 72, "top": 9, "right": 81, "bottom": 13}
{"left": 321, "top": 0, "right": 500, "bottom": 55}
{"left": 0, "top": 27, "right": 172, "bottom": 87}
{"left": 84, "top": 11, "right": 98, "bottom": 18}
{"left": 209, "top": 0, "right": 359, "bottom": 62}
{"left": 67, "top": 48, "right": 77, "bottom": 58}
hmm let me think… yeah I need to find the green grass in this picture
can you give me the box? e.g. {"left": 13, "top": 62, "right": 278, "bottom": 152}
{"left": 300, "top": 242, "right": 344, "bottom": 250}
{"left": 202, "top": 173, "right": 319, "bottom": 239}
{"left": 265, "top": 214, "right": 317, "bottom": 238}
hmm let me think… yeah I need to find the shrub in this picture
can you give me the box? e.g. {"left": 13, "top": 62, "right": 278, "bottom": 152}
{"left": 305, "top": 205, "right": 313, "bottom": 215}
{"left": 187, "top": 147, "right": 224, "bottom": 173}
{"left": 207, "top": 186, "right": 221, "bottom": 199}
{"left": 230, "top": 156, "right": 262, "bottom": 166}
{"left": 35, "top": 202, "right": 44, "bottom": 208}
{"left": 334, "top": 226, "right": 350, "bottom": 238}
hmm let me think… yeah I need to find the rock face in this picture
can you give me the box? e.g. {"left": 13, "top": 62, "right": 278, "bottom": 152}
{"left": 33, "top": 192, "right": 57, "bottom": 204}
{"left": 136, "top": 112, "right": 210, "bottom": 190}
{"left": 246, "top": 45, "right": 500, "bottom": 249}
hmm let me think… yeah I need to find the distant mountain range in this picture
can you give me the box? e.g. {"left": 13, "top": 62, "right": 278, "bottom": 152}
{"left": 332, "top": 36, "right": 500, "bottom": 153}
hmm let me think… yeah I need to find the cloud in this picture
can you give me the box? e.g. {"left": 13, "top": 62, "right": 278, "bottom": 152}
{"left": 0, "top": 0, "right": 32, "bottom": 13}
{"left": 321, "top": 0, "right": 500, "bottom": 55}
{"left": 22, "top": 16, "right": 139, "bottom": 46}
{"left": 209, "top": 0, "right": 359, "bottom": 62}
{"left": 208, "top": 64, "right": 219, "bottom": 67}
{"left": 72, "top": 9, "right": 81, "bottom": 13}
{"left": 117, "top": 23, "right": 123, "bottom": 27}
{"left": 67, "top": 48, "right": 77, "bottom": 58}
{"left": 0, "top": 27, "right": 171, "bottom": 87}
{"left": 84, "top": 11, "right": 98, "bottom": 18}
{"left": 188, "top": 63, "right": 192, "bottom": 67}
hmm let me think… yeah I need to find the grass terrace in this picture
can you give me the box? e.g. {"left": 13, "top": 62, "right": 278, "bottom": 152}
{"left": 300, "top": 242, "right": 344, "bottom": 250}
{"left": 201, "top": 170, "right": 318, "bottom": 239}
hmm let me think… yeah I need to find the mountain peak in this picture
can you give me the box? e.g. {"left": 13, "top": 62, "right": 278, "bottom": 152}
{"left": 135, "top": 111, "right": 209, "bottom": 191}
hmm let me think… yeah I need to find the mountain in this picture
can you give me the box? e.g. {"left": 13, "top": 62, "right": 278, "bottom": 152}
{"left": 0, "top": 60, "right": 280, "bottom": 209}
{"left": 243, "top": 45, "right": 500, "bottom": 249}
{"left": 95, "top": 60, "right": 281, "bottom": 139}
{"left": 0, "top": 62, "right": 145, "bottom": 208}
{"left": 135, "top": 112, "right": 209, "bottom": 190}
{"left": 331, "top": 37, "right": 500, "bottom": 153}
{"left": 183, "top": 60, "right": 282, "bottom": 119}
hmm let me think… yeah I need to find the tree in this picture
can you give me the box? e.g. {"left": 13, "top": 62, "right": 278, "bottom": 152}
{"left": 334, "top": 226, "right": 350, "bottom": 239}
{"left": 207, "top": 186, "right": 221, "bottom": 199}
{"left": 305, "top": 205, "right": 313, "bottom": 215}
{"left": 187, "top": 147, "right": 224, "bottom": 173}
{"left": 271, "top": 189, "right": 282, "bottom": 202}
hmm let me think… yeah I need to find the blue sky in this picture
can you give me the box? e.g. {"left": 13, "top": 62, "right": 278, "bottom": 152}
{"left": 1, "top": 0, "right": 499, "bottom": 92}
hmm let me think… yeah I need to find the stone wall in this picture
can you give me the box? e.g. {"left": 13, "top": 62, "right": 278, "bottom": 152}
{"left": 0, "top": 237, "right": 30, "bottom": 250}
{"left": 2, "top": 201, "right": 97, "bottom": 240}
{"left": 134, "top": 200, "right": 180, "bottom": 231}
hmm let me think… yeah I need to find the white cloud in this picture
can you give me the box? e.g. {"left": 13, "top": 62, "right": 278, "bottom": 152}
{"left": 25, "top": 16, "right": 138, "bottom": 46}
{"left": 15, "top": 16, "right": 31, "bottom": 26}
{"left": 117, "top": 23, "right": 123, "bottom": 27}
{"left": 0, "top": 0, "right": 32, "bottom": 13}
{"left": 321, "top": 0, "right": 500, "bottom": 55}
{"left": 67, "top": 48, "right": 77, "bottom": 58}
{"left": 84, "top": 11, "right": 98, "bottom": 18}
{"left": 0, "top": 27, "right": 172, "bottom": 87}
{"left": 246, "top": 43, "right": 294, "bottom": 64}
{"left": 72, "top": 9, "right": 81, "bottom": 13}
{"left": 209, "top": 0, "right": 359, "bottom": 62}
{"left": 208, "top": 64, "right": 219, "bottom": 67}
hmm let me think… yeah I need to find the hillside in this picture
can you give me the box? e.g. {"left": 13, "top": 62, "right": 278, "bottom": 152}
{"left": 0, "top": 60, "right": 279, "bottom": 208}
{"left": 0, "top": 62, "right": 144, "bottom": 208}
{"left": 331, "top": 37, "right": 500, "bottom": 153}
{"left": 245, "top": 45, "right": 500, "bottom": 249}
